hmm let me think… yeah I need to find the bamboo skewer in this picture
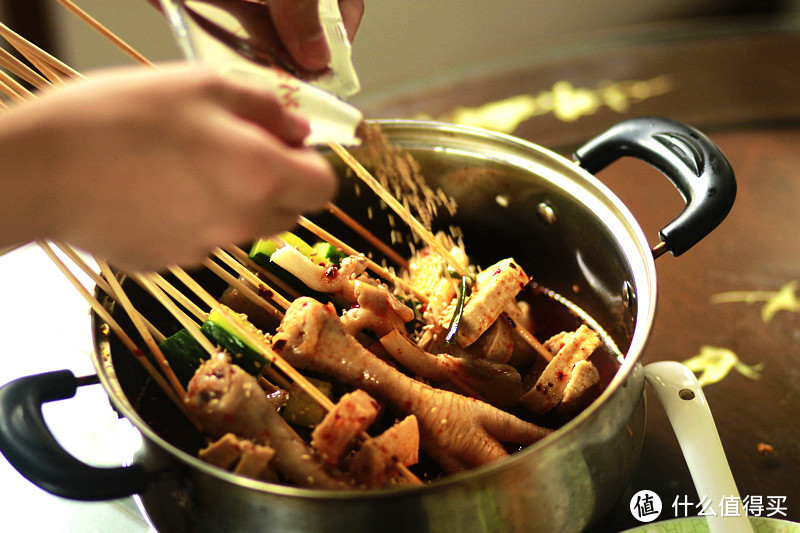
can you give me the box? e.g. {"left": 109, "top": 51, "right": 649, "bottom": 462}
{"left": 36, "top": 241, "right": 197, "bottom": 426}
{"left": 225, "top": 244, "right": 303, "bottom": 302}
{"left": 68, "top": 250, "right": 417, "bottom": 483}
{"left": 203, "top": 255, "right": 286, "bottom": 320}
{"left": 162, "top": 266, "right": 422, "bottom": 485}
{"left": 150, "top": 272, "right": 208, "bottom": 323}
{"left": 211, "top": 248, "right": 264, "bottom": 289}
{"left": 210, "top": 248, "right": 290, "bottom": 312}
{"left": 0, "top": 21, "right": 82, "bottom": 81}
{"left": 0, "top": 81, "right": 22, "bottom": 105}
{"left": 139, "top": 271, "right": 293, "bottom": 398}
{"left": 0, "top": 69, "right": 35, "bottom": 102}
{"left": 329, "top": 142, "right": 467, "bottom": 278}
{"left": 26, "top": 58, "right": 68, "bottom": 87}
{"left": 325, "top": 202, "right": 408, "bottom": 268}
{"left": 0, "top": 10, "right": 547, "bottom": 490}
{"left": 52, "top": 241, "right": 168, "bottom": 342}
{"left": 133, "top": 273, "right": 216, "bottom": 356}
{"left": 167, "top": 266, "right": 335, "bottom": 408}
{"left": 98, "top": 259, "right": 187, "bottom": 399}
{"left": 133, "top": 271, "right": 300, "bottom": 417}
{"left": 204, "top": 245, "right": 481, "bottom": 413}
{"left": 207, "top": 241, "right": 485, "bottom": 408}
{"left": 296, "top": 215, "right": 428, "bottom": 304}
{"left": 53, "top": 0, "right": 156, "bottom": 67}
{"left": 52, "top": 242, "right": 107, "bottom": 290}
{"left": 0, "top": 47, "right": 52, "bottom": 89}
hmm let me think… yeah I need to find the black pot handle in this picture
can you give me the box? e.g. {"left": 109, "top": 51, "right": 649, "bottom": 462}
{"left": 0, "top": 370, "right": 150, "bottom": 501}
{"left": 573, "top": 116, "right": 735, "bottom": 257}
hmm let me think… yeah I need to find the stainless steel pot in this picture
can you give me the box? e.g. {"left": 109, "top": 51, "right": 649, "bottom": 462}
{"left": 0, "top": 117, "right": 735, "bottom": 532}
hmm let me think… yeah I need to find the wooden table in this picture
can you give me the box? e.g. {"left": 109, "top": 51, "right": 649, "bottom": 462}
{"left": 596, "top": 125, "right": 800, "bottom": 531}
{"left": 361, "top": 16, "right": 800, "bottom": 531}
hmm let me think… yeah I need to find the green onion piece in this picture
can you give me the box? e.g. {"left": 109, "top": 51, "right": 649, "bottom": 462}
{"left": 445, "top": 276, "right": 469, "bottom": 344}
{"left": 249, "top": 232, "right": 315, "bottom": 267}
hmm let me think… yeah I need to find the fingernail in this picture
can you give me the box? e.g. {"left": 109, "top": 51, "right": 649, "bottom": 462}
{"left": 284, "top": 111, "right": 312, "bottom": 146}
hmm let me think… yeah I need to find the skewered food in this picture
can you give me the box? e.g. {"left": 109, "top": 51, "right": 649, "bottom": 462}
{"left": 106, "top": 125, "right": 611, "bottom": 489}
{"left": 153, "top": 227, "right": 606, "bottom": 488}
{"left": 273, "top": 296, "right": 552, "bottom": 475}
{"left": 186, "top": 353, "right": 349, "bottom": 489}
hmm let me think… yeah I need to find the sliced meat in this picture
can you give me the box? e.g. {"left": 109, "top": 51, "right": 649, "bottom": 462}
{"left": 198, "top": 433, "right": 277, "bottom": 482}
{"left": 311, "top": 389, "right": 381, "bottom": 466}
{"left": 233, "top": 441, "right": 276, "bottom": 480}
{"left": 272, "top": 297, "right": 551, "bottom": 474}
{"left": 424, "top": 278, "right": 458, "bottom": 326}
{"left": 407, "top": 244, "right": 467, "bottom": 325}
{"left": 519, "top": 325, "right": 602, "bottom": 415}
{"left": 340, "top": 280, "right": 416, "bottom": 337}
{"left": 198, "top": 433, "right": 244, "bottom": 470}
{"left": 349, "top": 415, "right": 419, "bottom": 488}
{"left": 468, "top": 317, "right": 515, "bottom": 363}
{"left": 559, "top": 360, "right": 601, "bottom": 414}
{"left": 457, "top": 258, "right": 529, "bottom": 348}
{"left": 407, "top": 244, "right": 467, "bottom": 295}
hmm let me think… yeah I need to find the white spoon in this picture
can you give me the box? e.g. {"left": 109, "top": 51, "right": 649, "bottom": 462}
{"left": 644, "top": 361, "right": 754, "bottom": 533}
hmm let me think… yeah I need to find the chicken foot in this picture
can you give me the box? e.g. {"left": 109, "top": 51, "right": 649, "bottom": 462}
{"left": 272, "top": 297, "right": 552, "bottom": 474}
{"left": 185, "top": 353, "right": 350, "bottom": 489}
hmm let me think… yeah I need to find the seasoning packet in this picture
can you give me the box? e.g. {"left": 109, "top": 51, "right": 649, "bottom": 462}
{"left": 159, "top": 0, "right": 362, "bottom": 145}
{"left": 314, "top": 0, "right": 360, "bottom": 98}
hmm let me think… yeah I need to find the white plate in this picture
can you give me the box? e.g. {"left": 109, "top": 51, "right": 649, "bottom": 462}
{"left": 622, "top": 517, "right": 800, "bottom": 533}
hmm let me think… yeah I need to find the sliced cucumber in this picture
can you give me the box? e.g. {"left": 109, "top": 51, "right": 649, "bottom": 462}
{"left": 157, "top": 308, "right": 271, "bottom": 384}
{"left": 310, "top": 241, "right": 345, "bottom": 266}
{"left": 201, "top": 308, "right": 270, "bottom": 376}
{"left": 158, "top": 328, "right": 207, "bottom": 386}
{"left": 281, "top": 377, "right": 332, "bottom": 428}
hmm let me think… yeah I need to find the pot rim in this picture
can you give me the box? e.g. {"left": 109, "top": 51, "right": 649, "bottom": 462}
{"left": 93, "top": 119, "right": 658, "bottom": 499}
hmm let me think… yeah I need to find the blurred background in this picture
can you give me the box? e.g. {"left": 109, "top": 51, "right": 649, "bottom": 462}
{"left": 1, "top": 3, "right": 800, "bottom": 532}
{"left": 1, "top": 0, "right": 798, "bottom": 106}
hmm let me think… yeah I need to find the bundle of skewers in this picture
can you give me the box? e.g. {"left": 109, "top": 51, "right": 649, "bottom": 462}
{"left": 0, "top": 3, "right": 607, "bottom": 490}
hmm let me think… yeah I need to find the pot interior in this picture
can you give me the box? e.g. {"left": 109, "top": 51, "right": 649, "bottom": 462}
{"left": 95, "top": 120, "right": 656, "bottom": 492}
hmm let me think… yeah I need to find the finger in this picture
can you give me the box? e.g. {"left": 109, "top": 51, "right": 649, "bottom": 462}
{"left": 210, "top": 73, "right": 313, "bottom": 146}
{"left": 243, "top": 103, "right": 311, "bottom": 148}
{"left": 213, "top": 120, "right": 337, "bottom": 215}
{"left": 338, "top": 0, "right": 364, "bottom": 41}
{"left": 273, "top": 148, "right": 337, "bottom": 212}
{"left": 143, "top": 0, "right": 163, "bottom": 12}
{"left": 259, "top": 208, "right": 307, "bottom": 239}
{"left": 268, "top": 0, "right": 330, "bottom": 72}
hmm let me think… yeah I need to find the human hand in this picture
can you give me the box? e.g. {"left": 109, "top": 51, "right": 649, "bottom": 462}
{"left": 144, "top": 0, "right": 365, "bottom": 74}
{"left": 0, "top": 63, "right": 337, "bottom": 272}
{"left": 267, "top": 0, "right": 365, "bottom": 72}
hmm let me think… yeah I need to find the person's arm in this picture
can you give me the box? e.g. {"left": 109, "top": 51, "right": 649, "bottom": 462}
{"left": 0, "top": 63, "right": 336, "bottom": 272}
